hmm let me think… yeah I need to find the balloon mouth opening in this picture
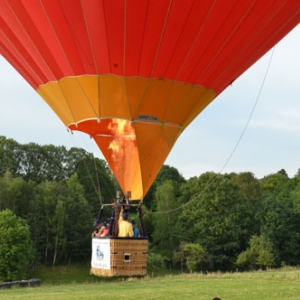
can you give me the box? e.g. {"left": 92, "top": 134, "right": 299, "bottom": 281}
{"left": 68, "top": 116, "right": 182, "bottom": 135}
{"left": 68, "top": 118, "right": 136, "bottom": 138}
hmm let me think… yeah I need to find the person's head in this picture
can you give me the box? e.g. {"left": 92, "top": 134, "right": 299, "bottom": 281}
{"left": 212, "top": 298, "right": 221, "bottom": 300}
{"left": 122, "top": 212, "right": 129, "bottom": 220}
{"left": 131, "top": 220, "right": 136, "bottom": 226}
{"left": 94, "top": 220, "right": 101, "bottom": 228}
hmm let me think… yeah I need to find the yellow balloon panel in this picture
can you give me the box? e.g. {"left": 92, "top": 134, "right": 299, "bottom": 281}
{"left": 38, "top": 81, "right": 75, "bottom": 126}
{"left": 98, "top": 76, "right": 131, "bottom": 119}
{"left": 38, "top": 75, "right": 215, "bottom": 128}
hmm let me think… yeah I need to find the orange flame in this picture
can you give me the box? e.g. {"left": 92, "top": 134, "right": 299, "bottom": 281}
{"left": 107, "top": 119, "right": 139, "bottom": 194}
{"left": 109, "top": 140, "right": 120, "bottom": 152}
{"left": 108, "top": 119, "right": 135, "bottom": 151}
{"left": 108, "top": 119, "right": 136, "bottom": 167}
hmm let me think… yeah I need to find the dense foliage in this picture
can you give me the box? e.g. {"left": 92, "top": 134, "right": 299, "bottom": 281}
{"left": 148, "top": 170, "right": 300, "bottom": 272}
{"left": 1, "top": 135, "right": 300, "bottom": 276}
{"left": 0, "top": 209, "right": 34, "bottom": 281}
{"left": 0, "top": 136, "right": 116, "bottom": 269}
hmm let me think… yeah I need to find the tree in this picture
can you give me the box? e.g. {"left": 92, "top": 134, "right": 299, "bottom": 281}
{"left": 41, "top": 144, "right": 69, "bottom": 181}
{"left": 260, "top": 172, "right": 292, "bottom": 202}
{"left": 231, "top": 172, "right": 262, "bottom": 238}
{"left": 176, "top": 172, "right": 253, "bottom": 270}
{"left": 231, "top": 172, "right": 261, "bottom": 205}
{"left": 29, "top": 181, "right": 65, "bottom": 264}
{"left": 0, "top": 136, "right": 20, "bottom": 177}
{"left": 152, "top": 180, "right": 181, "bottom": 261}
{"left": 236, "top": 235, "right": 275, "bottom": 270}
{"left": 0, "top": 171, "right": 34, "bottom": 220}
{"left": 144, "top": 165, "right": 185, "bottom": 210}
{"left": 174, "top": 242, "right": 206, "bottom": 273}
{"left": 0, "top": 209, "right": 35, "bottom": 281}
{"left": 147, "top": 249, "right": 169, "bottom": 271}
{"left": 64, "top": 174, "right": 93, "bottom": 264}
{"left": 52, "top": 199, "right": 66, "bottom": 266}
{"left": 288, "top": 188, "right": 300, "bottom": 266}
{"left": 256, "top": 192, "right": 299, "bottom": 266}
{"left": 155, "top": 165, "right": 186, "bottom": 185}
{"left": 16, "top": 142, "right": 48, "bottom": 183}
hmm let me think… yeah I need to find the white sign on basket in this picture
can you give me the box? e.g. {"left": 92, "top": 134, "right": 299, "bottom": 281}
{"left": 91, "top": 238, "right": 111, "bottom": 270}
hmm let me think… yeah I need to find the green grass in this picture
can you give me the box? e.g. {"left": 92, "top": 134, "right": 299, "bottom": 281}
{"left": 1, "top": 267, "right": 300, "bottom": 300}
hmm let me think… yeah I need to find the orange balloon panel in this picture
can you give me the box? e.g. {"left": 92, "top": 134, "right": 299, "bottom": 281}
{"left": 1, "top": 0, "right": 300, "bottom": 199}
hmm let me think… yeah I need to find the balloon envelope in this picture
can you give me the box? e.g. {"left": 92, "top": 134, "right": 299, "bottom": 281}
{"left": 1, "top": 0, "right": 300, "bottom": 199}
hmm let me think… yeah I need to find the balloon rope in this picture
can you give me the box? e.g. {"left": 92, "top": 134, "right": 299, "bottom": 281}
{"left": 92, "top": 150, "right": 104, "bottom": 205}
{"left": 68, "top": 132, "right": 108, "bottom": 206}
{"left": 147, "top": 47, "right": 276, "bottom": 215}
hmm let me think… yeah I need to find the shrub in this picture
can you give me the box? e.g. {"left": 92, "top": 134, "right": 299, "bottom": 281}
{"left": 0, "top": 209, "right": 35, "bottom": 281}
{"left": 173, "top": 242, "right": 207, "bottom": 273}
{"left": 147, "top": 251, "right": 168, "bottom": 271}
{"left": 236, "top": 235, "right": 275, "bottom": 270}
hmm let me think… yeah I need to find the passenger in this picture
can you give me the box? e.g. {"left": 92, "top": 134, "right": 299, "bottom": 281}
{"left": 99, "top": 223, "right": 110, "bottom": 237}
{"left": 118, "top": 207, "right": 133, "bottom": 237}
{"left": 92, "top": 220, "right": 101, "bottom": 237}
{"left": 131, "top": 220, "right": 140, "bottom": 238}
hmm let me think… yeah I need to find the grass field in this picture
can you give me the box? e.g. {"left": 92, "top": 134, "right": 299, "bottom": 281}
{"left": 1, "top": 266, "right": 300, "bottom": 300}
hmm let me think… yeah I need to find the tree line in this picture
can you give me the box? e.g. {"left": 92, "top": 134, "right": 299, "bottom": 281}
{"left": 1, "top": 135, "right": 300, "bottom": 279}
{"left": 146, "top": 166, "right": 300, "bottom": 272}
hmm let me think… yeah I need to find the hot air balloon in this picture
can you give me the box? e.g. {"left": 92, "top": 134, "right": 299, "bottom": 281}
{"left": 1, "top": 0, "right": 300, "bottom": 277}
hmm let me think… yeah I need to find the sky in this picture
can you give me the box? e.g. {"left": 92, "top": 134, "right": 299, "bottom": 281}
{"left": 1, "top": 25, "right": 300, "bottom": 181}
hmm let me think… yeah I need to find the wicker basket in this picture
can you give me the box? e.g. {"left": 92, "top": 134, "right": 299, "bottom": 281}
{"left": 90, "top": 237, "right": 148, "bottom": 277}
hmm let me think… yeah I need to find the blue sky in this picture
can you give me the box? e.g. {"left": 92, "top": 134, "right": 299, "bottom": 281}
{"left": 1, "top": 25, "right": 300, "bottom": 180}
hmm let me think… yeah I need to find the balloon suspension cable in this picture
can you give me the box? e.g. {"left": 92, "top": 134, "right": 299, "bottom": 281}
{"left": 101, "top": 202, "right": 141, "bottom": 207}
{"left": 108, "top": 203, "right": 119, "bottom": 236}
{"left": 80, "top": 152, "right": 104, "bottom": 206}
{"left": 138, "top": 201, "right": 147, "bottom": 237}
{"left": 67, "top": 132, "right": 116, "bottom": 206}
{"left": 92, "top": 151, "right": 104, "bottom": 205}
{"left": 108, "top": 191, "right": 148, "bottom": 237}
{"left": 95, "top": 206, "right": 104, "bottom": 224}
{"left": 147, "top": 47, "right": 276, "bottom": 216}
